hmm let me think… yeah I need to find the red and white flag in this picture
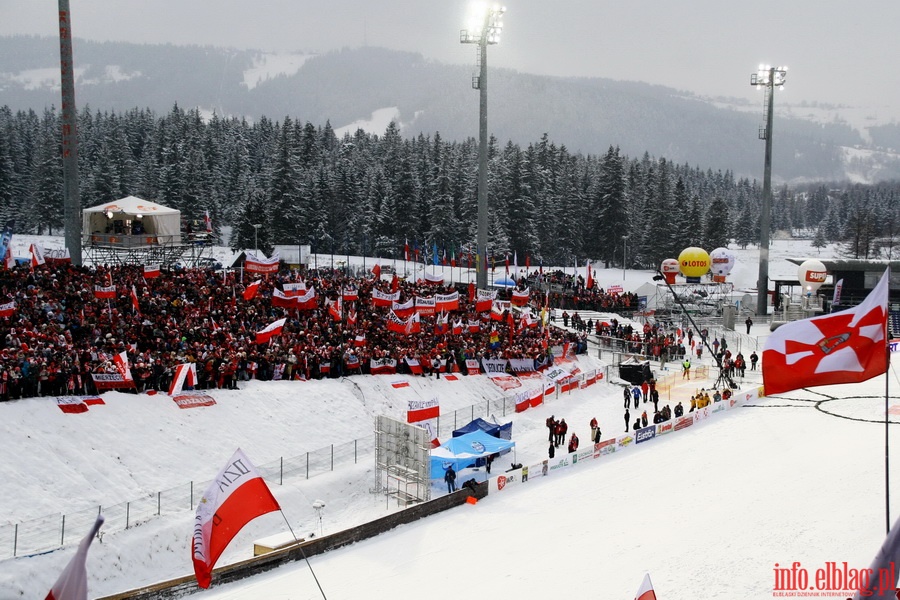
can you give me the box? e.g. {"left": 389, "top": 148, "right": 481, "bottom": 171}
{"left": 45, "top": 514, "right": 104, "bottom": 600}
{"left": 763, "top": 268, "right": 889, "bottom": 395}
{"left": 346, "top": 309, "right": 358, "bottom": 326}
{"left": 243, "top": 280, "right": 261, "bottom": 301}
{"left": 511, "top": 288, "right": 530, "bottom": 307}
{"left": 634, "top": 573, "right": 657, "bottom": 600}
{"left": 271, "top": 288, "right": 297, "bottom": 309}
{"left": 5, "top": 247, "right": 14, "bottom": 269}
{"left": 404, "top": 238, "right": 410, "bottom": 261}
{"left": 256, "top": 317, "right": 286, "bottom": 344}
{"left": 407, "top": 397, "right": 440, "bottom": 423}
{"left": 0, "top": 300, "right": 16, "bottom": 318}
{"left": 586, "top": 259, "right": 594, "bottom": 290}
{"left": 168, "top": 363, "right": 198, "bottom": 396}
{"left": 353, "top": 334, "right": 366, "bottom": 347}
{"left": 30, "top": 243, "right": 45, "bottom": 267}
{"left": 204, "top": 209, "right": 213, "bottom": 233}
{"left": 392, "top": 298, "right": 415, "bottom": 319}
{"left": 93, "top": 285, "right": 116, "bottom": 300}
{"left": 192, "top": 448, "right": 281, "bottom": 589}
{"left": 372, "top": 263, "right": 382, "bottom": 280}
{"left": 143, "top": 264, "right": 161, "bottom": 279}
{"left": 130, "top": 285, "right": 140, "bottom": 314}
{"left": 328, "top": 296, "right": 343, "bottom": 321}
{"left": 244, "top": 252, "right": 279, "bottom": 274}
{"left": 112, "top": 350, "right": 134, "bottom": 382}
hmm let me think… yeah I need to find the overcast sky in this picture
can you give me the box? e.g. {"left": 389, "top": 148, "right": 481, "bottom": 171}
{"left": 2, "top": 0, "right": 898, "bottom": 122}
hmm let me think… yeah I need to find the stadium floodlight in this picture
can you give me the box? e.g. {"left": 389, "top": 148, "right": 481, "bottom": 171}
{"left": 749, "top": 64, "right": 787, "bottom": 318}
{"left": 460, "top": 3, "right": 506, "bottom": 290}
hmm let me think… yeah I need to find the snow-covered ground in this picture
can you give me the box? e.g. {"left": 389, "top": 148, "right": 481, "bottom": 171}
{"left": 3, "top": 238, "right": 896, "bottom": 599}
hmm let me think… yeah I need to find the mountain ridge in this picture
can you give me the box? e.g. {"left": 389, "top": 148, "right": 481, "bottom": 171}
{"left": 2, "top": 36, "right": 899, "bottom": 182}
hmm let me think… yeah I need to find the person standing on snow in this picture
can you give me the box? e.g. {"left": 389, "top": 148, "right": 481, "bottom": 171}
{"left": 444, "top": 466, "right": 457, "bottom": 493}
{"left": 624, "top": 407, "right": 631, "bottom": 432}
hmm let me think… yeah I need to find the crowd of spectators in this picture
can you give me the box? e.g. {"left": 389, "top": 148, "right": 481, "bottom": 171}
{"left": 0, "top": 262, "right": 587, "bottom": 400}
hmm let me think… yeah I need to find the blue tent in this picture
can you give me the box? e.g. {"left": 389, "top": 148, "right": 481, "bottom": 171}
{"left": 430, "top": 429, "right": 516, "bottom": 479}
{"left": 492, "top": 277, "right": 516, "bottom": 288}
{"left": 452, "top": 417, "right": 512, "bottom": 440}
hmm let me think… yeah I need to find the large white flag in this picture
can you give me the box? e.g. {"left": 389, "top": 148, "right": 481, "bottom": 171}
{"left": 192, "top": 449, "right": 281, "bottom": 589}
{"left": 46, "top": 515, "right": 104, "bottom": 600}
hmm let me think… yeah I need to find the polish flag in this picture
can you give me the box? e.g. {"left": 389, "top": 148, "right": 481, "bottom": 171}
{"left": 586, "top": 259, "right": 594, "bottom": 290}
{"left": 328, "top": 297, "right": 343, "bottom": 321}
{"left": 45, "top": 515, "right": 104, "bottom": 600}
{"left": 168, "top": 363, "right": 198, "bottom": 396}
{"left": 256, "top": 317, "right": 286, "bottom": 345}
{"left": 204, "top": 210, "right": 213, "bottom": 233}
{"left": 244, "top": 252, "right": 280, "bottom": 274}
{"left": 354, "top": 334, "right": 366, "bottom": 347}
{"left": 30, "top": 243, "right": 46, "bottom": 267}
{"left": 404, "top": 239, "right": 410, "bottom": 261}
{"left": 0, "top": 301, "right": 16, "bottom": 318}
{"left": 112, "top": 350, "right": 134, "bottom": 382}
{"left": 763, "top": 268, "right": 889, "bottom": 395}
{"left": 143, "top": 264, "right": 161, "bottom": 279}
{"left": 93, "top": 285, "right": 116, "bottom": 300}
{"left": 243, "top": 280, "right": 261, "bottom": 301}
{"left": 634, "top": 573, "right": 657, "bottom": 600}
{"left": 511, "top": 288, "right": 530, "bottom": 307}
{"left": 407, "top": 397, "right": 440, "bottom": 423}
{"left": 192, "top": 448, "right": 281, "bottom": 589}
{"left": 130, "top": 286, "right": 140, "bottom": 314}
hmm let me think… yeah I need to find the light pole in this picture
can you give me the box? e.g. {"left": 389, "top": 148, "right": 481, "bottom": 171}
{"left": 622, "top": 235, "right": 629, "bottom": 281}
{"left": 252, "top": 223, "right": 261, "bottom": 255}
{"left": 461, "top": 3, "right": 505, "bottom": 290}
{"left": 750, "top": 65, "right": 787, "bottom": 318}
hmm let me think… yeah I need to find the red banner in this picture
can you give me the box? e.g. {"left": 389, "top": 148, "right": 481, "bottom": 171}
{"left": 173, "top": 392, "right": 217, "bottom": 409}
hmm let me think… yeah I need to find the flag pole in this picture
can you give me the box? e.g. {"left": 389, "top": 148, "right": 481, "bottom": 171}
{"left": 277, "top": 511, "right": 327, "bottom": 599}
{"left": 886, "top": 353, "right": 891, "bottom": 536}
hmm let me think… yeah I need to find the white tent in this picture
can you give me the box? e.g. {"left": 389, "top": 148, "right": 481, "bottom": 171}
{"left": 82, "top": 196, "right": 182, "bottom": 244}
{"left": 634, "top": 281, "right": 662, "bottom": 310}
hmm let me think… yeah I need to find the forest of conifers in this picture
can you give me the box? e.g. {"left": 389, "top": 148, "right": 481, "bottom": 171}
{"left": 1, "top": 104, "right": 897, "bottom": 268}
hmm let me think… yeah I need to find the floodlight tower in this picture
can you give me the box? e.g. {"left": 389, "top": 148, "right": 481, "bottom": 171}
{"left": 750, "top": 65, "right": 787, "bottom": 318}
{"left": 461, "top": 4, "right": 506, "bottom": 290}
{"left": 58, "top": 0, "right": 82, "bottom": 265}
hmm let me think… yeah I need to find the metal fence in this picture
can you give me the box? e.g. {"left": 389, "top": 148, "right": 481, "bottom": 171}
{"left": 0, "top": 365, "right": 604, "bottom": 560}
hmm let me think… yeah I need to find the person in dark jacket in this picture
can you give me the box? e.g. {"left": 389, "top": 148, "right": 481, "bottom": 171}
{"left": 548, "top": 442, "right": 555, "bottom": 459}
{"left": 444, "top": 466, "right": 457, "bottom": 493}
{"left": 623, "top": 386, "right": 631, "bottom": 408}
{"left": 546, "top": 415, "right": 556, "bottom": 442}
{"left": 624, "top": 408, "right": 630, "bottom": 432}
{"left": 556, "top": 418, "right": 568, "bottom": 447}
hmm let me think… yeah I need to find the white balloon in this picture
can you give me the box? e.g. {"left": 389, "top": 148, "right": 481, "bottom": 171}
{"left": 798, "top": 259, "right": 827, "bottom": 293}
{"left": 709, "top": 247, "right": 736, "bottom": 276}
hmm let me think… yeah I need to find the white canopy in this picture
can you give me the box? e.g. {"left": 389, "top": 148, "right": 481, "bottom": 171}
{"left": 82, "top": 196, "right": 182, "bottom": 242}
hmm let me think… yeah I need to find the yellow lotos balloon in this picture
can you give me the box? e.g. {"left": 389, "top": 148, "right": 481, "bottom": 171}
{"left": 678, "top": 247, "right": 710, "bottom": 278}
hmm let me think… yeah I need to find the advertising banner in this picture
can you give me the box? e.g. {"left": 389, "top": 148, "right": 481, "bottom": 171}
{"left": 91, "top": 373, "right": 136, "bottom": 390}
